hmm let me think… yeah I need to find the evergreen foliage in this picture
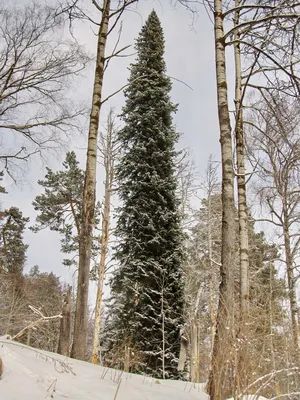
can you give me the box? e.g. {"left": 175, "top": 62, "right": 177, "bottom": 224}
{"left": 106, "top": 11, "right": 185, "bottom": 378}
{"left": 0, "top": 207, "right": 29, "bottom": 274}
{"left": 0, "top": 171, "right": 6, "bottom": 194}
{"left": 31, "top": 152, "right": 100, "bottom": 268}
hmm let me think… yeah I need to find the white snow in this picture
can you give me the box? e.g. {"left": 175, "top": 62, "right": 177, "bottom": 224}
{"left": 0, "top": 337, "right": 208, "bottom": 400}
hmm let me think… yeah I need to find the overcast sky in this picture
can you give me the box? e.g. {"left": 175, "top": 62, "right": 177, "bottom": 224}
{"left": 2, "top": 0, "right": 227, "bottom": 305}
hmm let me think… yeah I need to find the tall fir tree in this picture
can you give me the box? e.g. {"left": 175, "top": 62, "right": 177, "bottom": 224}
{"left": 106, "top": 10, "right": 184, "bottom": 378}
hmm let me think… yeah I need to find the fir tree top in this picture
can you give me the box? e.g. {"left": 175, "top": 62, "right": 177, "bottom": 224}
{"left": 136, "top": 10, "right": 166, "bottom": 72}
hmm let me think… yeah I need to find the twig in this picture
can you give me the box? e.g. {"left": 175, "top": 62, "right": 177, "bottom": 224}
{"left": 12, "top": 306, "right": 62, "bottom": 340}
{"left": 113, "top": 378, "right": 122, "bottom": 400}
{"left": 0, "top": 339, "right": 75, "bottom": 375}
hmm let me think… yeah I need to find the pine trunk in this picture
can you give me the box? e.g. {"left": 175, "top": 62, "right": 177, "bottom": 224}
{"left": 71, "top": 0, "right": 110, "bottom": 360}
{"left": 208, "top": 1, "right": 236, "bottom": 398}
{"left": 58, "top": 285, "right": 72, "bottom": 357}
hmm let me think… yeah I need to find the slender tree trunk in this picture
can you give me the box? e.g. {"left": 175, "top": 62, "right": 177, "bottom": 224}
{"left": 124, "top": 345, "right": 130, "bottom": 372}
{"left": 58, "top": 285, "right": 72, "bottom": 357}
{"left": 71, "top": 0, "right": 111, "bottom": 360}
{"left": 190, "top": 319, "right": 200, "bottom": 383}
{"left": 282, "top": 213, "right": 299, "bottom": 353}
{"left": 26, "top": 328, "right": 31, "bottom": 346}
{"left": 234, "top": 0, "right": 249, "bottom": 318}
{"left": 233, "top": 2, "right": 250, "bottom": 394}
{"left": 178, "top": 333, "right": 188, "bottom": 372}
{"left": 91, "top": 157, "right": 113, "bottom": 364}
{"left": 208, "top": 187, "right": 216, "bottom": 346}
{"left": 208, "top": 1, "right": 236, "bottom": 399}
{"left": 161, "top": 292, "right": 165, "bottom": 379}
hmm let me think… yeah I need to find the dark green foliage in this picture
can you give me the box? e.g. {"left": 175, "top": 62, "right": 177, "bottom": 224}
{"left": 106, "top": 11, "right": 185, "bottom": 378}
{"left": 32, "top": 151, "right": 100, "bottom": 268}
{"left": 0, "top": 207, "right": 29, "bottom": 274}
{"left": 0, "top": 171, "right": 6, "bottom": 194}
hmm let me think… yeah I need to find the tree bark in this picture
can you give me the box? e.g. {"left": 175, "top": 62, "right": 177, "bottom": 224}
{"left": 233, "top": 0, "right": 249, "bottom": 318}
{"left": 71, "top": 0, "right": 111, "bottom": 360}
{"left": 208, "top": 1, "right": 236, "bottom": 399}
{"left": 91, "top": 132, "right": 113, "bottom": 364}
{"left": 58, "top": 285, "right": 72, "bottom": 357}
{"left": 283, "top": 213, "right": 299, "bottom": 353}
{"left": 190, "top": 319, "right": 200, "bottom": 383}
{"left": 233, "top": 1, "right": 250, "bottom": 394}
{"left": 178, "top": 332, "right": 188, "bottom": 372}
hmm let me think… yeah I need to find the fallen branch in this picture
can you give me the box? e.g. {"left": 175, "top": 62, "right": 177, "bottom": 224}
{"left": 12, "top": 305, "right": 62, "bottom": 340}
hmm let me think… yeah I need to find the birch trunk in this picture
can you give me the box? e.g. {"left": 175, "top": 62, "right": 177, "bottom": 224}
{"left": 91, "top": 144, "right": 113, "bottom": 364}
{"left": 58, "top": 285, "right": 72, "bottom": 357}
{"left": 208, "top": 1, "right": 236, "bottom": 398}
{"left": 71, "top": 0, "right": 111, "bottom": 360}
{"left": 234, "top": 0, "right": 249, "bottom": 318}
{"left": 233, "top": 1, "right": 250, "bottom": 393}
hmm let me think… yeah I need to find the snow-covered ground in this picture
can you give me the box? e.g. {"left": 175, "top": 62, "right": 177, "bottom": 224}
{"left": 0, "top": 337, "right": 208, "bottom": 400}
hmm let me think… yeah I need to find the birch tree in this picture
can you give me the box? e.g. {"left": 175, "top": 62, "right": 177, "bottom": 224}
{"left": 64, "top": 0, "right": 138, "bottom": 360}
{"left": 246, "top": 92, "right": 300, "bottom": 356}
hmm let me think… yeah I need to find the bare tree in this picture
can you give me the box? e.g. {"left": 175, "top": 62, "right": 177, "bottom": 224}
{"left": 91, "top": 109, "right": 119, "bottom": 364}
{"left": 0, "top": 2, "right": 87, "bottom": 178}
{"left": 246, "top": 92, "right": 300, "bottom": 356}
{"left": 181, "top": 156, "right": 221, "bottom": 382}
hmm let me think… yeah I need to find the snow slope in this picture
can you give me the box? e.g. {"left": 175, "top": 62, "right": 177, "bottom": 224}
{"left": 0, "top": 337, "right": 208, "bottom": 400}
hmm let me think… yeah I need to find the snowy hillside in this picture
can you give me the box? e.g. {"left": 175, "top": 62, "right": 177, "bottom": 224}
{"left": 0, "top": 337, "right": 209, "bottom": 400}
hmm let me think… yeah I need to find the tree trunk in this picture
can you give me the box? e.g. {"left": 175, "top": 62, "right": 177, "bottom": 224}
{"left": 190, "top": 319, "right": 200, "bottom": 383}
{"left": 208, "top": 184, "right": 216, "bottom": 346}
{"left": 208, "top": 1, "right": 236, "bottom": 399}
{"left": 178, "top": 332, "right": 188, "bottom": 372}
{"left": 283, "top": 214, "right": 299, "bottom": 353}
{"left": 124, "top": 345, "right": 130, "bottom": 372}
{"left": 91, "top": 150, "right": 113, "bottom": 364}
{"left": 233, "top": 0, "right": 249, "bottom": 319}
{"left": 58, "top": 285, "right": 72, "bottom": 357}
{"left": 71, "top": 0, "right": 111, "bottom": 360}
{"left": 233, "top": 1, "right": 250, "bottom": 394}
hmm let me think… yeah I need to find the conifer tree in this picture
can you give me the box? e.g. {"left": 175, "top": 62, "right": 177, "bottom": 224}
{"left": 0, "top": 207, "right": 29, "bottom": 274}
{"left": 107, "top": 10, "right": 184, "bottom": 378}
{"left": 32, "top": 152, "right": 100, "bottom": 268}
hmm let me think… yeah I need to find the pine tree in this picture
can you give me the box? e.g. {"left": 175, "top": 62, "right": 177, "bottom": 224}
{"left": 0, "top": 207, "right": 29, "bottom": 274}
{"left": 107, "top": 11, "right": 184, "bottom": 378}
{"left": 32, "top": 151, "right": 100, "bottom": 268}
